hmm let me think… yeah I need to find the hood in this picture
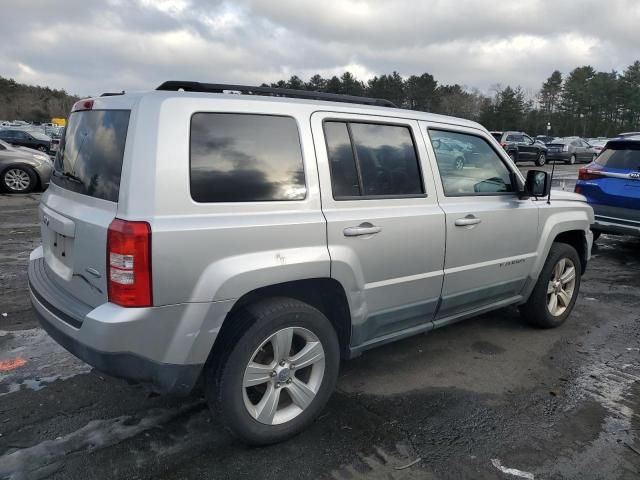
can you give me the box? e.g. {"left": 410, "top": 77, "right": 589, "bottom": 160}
{"left": 546, "top": 190, "right": 587, "bottom": 202}
{"left": 17, "top": 145, "right": 48, "bottom": 157}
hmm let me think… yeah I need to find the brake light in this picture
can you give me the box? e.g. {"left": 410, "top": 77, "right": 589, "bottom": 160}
{"left": 107, "top": 219, "right": 152, "bottom": 307}
{"left": 501, "top": 143, "right": 508, "bottom": 149}
{"left": 578, "top": 167, "right": 603, "bottom": 181}
{"left": 562, "top": 144, "right": 569, "bottom": 152}
{"left": 72, "top": 99, "right": 94, "bottom": 112}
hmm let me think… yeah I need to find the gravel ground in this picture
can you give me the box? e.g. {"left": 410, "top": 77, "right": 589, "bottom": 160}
{"left": 1, "top": 165, "right": 639, "bottom": 479}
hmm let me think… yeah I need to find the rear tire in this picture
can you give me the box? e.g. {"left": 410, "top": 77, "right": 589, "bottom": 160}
{"left": 535, "top": 152, "right": 546, "bottom": 166}
{"left": 520, "top": 243, "right": 581, "bottom": 329}
{"left": 206, "top": 297, "right": 340, "bottom": 445}
{"left": 566, "top": 154, "right": 576, "bottom": 165}
{"left": 454, "top": 157, "right": 464, "bottom": 170}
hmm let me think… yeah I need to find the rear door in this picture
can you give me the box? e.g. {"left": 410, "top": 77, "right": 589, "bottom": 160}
{"left": 40, "top": 108, "right": 131, "bottom": 307}
{"left": 312, "top": 112, "right": 445, "bottom": 347}
{"left": 422, "top": 124, "right": 539, "bottom": 322}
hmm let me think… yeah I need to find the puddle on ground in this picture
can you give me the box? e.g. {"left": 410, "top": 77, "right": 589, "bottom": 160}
{"left": 0, "top": 328, "right": 92, "bottom": 396}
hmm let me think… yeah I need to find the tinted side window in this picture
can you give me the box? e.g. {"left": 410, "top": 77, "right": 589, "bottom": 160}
{"left": 349, "top": 123, "right": 423, "bottom": 196}
{"left": 429, "top": 130, "right": 514, "bottom": 196}
{"left": 190, "top": 114, "right": 306, "bottom": 202}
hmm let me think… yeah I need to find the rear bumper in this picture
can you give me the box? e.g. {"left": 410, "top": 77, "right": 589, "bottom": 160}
{"left": 546, "top": 152, "right": 571, "bottom": 161}
{"left": 592, "top": 204, "right": 640, "bottom": 236}
{"left": 593, "top": 216, "right": 640, "bottom": 236}
{"left": 28, "top": 249, "right": 231, "bottom": 395}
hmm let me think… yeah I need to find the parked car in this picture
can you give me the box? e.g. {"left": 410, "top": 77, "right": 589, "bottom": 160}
{"left": 0, "top": 139, "right": 52, "bottom": 193}
{"left": 29, "top": 82, "right": 593, "bottom": 446}
{"left": 545, "top": 137, "right": 597, "bottom": 165}
{"left": 586, "top": 138, "right": 607, "bottom": 154}
{"left": 490, "top": 131, "right": 548, "bottom": 166}
{"left": 432, "top": 137, "right": 465, "bottom": 169}
{"left": 0, "top": 129, "right": 52, "bottom": 153}
{"left": 617, "top": 132, "right": 640, "bottom": 138}
{"left": 575, "top": 138, "right": 640, "bottom": 240}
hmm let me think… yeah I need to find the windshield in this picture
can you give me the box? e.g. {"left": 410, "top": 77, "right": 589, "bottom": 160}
{"left": 52, "top": 110, "right": 130, "bottom": 202}
{"left": 596, "top": 142, "right": 640, "bottom": 170}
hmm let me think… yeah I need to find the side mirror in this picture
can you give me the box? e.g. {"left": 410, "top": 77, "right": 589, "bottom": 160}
{"left": 525, "top": 170, "right": 551, "bottom": 197}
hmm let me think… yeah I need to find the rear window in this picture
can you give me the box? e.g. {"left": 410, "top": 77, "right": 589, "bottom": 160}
{"left": 491, "top": 133, "right": 502, "bottom": 141}
{"left": 52, "top": 110, "right": 130, "bottom": 202}
{"left": 190, "top": 113, "right": 306, "bottom": 202}
{"left": 596, "top": 142, "right": 640, "bottom": 170}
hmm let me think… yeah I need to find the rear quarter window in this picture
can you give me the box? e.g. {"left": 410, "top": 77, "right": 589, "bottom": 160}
{"left": 190, "top": 113, "right": 306, "bottom": 202}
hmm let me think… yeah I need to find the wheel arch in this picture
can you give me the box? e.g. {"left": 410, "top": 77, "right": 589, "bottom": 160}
{"left": 205, "top": 278, "right": 353, "bottom": 370}
{"left": 553, "top": 230, "right": 588, "bottom": 274}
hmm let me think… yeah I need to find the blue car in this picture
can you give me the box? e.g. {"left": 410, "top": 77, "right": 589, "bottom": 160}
{"left": 575, "top": 138, "right": 640, "bottom": 240}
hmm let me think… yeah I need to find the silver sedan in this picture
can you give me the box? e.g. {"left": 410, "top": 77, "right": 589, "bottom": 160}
{"left": 0, "top": 139, "right": 53, "bottom": 193}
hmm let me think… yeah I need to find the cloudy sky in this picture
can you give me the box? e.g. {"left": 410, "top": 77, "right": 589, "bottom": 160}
{"left": 1, "top": 0, "right": 639, "bottom": 96}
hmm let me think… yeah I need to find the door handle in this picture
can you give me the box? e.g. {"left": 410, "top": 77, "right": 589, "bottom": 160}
{"left": 455, "top": 216, "right": 482, "bottom": 227}
{"left": 343, "top": 223, "right": 382, "bottom": 237}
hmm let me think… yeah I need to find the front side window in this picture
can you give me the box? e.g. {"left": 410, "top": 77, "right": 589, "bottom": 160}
{"left": 429, "top": 130, "right": 514, "bottom": 196}
{"left": 324, "top": 121, "right": 424, "bottom": 198}
{"left": 190, "top": 114, "right": 306, "bottom": 202}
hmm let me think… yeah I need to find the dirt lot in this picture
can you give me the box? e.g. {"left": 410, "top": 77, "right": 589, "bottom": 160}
{"left": 1, "top": 168, "right": 639, "bottom": 479}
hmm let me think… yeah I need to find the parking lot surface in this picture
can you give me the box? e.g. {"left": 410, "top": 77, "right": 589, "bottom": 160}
{"left": 1, "top": 164, "right": 639, "bottom": 479}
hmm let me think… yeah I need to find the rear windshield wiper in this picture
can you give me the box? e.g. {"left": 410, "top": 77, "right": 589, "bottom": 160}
{"left": 53, "top": 170, "right": 83, "bottom": 184}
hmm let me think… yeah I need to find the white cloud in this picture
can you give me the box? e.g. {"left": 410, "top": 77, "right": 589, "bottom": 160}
{"left": 0, "top": 0, "right": 638, "bottom": 96}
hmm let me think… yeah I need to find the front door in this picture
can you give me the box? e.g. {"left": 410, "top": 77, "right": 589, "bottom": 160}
{"left": 312, "top": 112, "right": 446, "bottom": 347}
{"left": 422, "top": 123, "right": 539, "bottom": 323}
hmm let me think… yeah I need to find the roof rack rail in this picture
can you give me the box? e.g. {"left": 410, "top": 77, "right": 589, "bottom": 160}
{"left": 100, "top": 91, "right": 125, "bottom": 97}
{"left": 156, "top": 81, "right": 398, "bottom": 108}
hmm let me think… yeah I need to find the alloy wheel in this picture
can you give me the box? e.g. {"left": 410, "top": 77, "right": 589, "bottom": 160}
{"left": 547, "top": 258, "right": 576, "bottom": 316}
{"left": 242, "top": 327, "right": 325, "bottom": 425}
{"left": 4, "top": 168, "right": 31, "bottom": 191}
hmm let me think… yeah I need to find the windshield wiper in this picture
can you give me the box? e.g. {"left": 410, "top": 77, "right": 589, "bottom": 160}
{"left": 53, "top": 170, "right": 83, "bottom": 184}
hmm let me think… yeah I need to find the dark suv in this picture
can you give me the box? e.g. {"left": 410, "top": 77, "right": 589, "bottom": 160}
{"left": 0, "top": 129, "right": 52, "bottom": 153}
{"left": 491, "top": 131, "right": 548, "bottom": 166}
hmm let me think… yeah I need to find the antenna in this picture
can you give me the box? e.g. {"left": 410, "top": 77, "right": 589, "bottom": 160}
{"left": 547, "top": 160, "right": 556, "bottom": 204}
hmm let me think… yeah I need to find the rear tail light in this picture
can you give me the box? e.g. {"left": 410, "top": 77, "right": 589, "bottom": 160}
{"left": 501, "top": 143, "right": 507, "bottom": 149}
{"left": 578, "top": 167, "right": 603, "bottom": 181}
{"left": 107, "top": 218, "right": 152, "bottom": 307}
{"left": 562, "top": 145, "right": 569, "bottom": 152}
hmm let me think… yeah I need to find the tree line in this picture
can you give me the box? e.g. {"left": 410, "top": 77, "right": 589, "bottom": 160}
{"left": 3, "top": 60, "right": 640, "bottom": 137}
{"left": 0, "top": 76, "right": 78, "bottom": 122}
{"left": 266, "top": 62, "right": 640, "bottom": 138}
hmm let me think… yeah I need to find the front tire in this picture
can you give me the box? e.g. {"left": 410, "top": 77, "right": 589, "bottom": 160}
{"left": 535, "top": 152, "right": 547, "bottom": 166}
{"left": 207, "top": 297, "right": 340, "bottom": 445}
{"left": 520, "top": 243, "right": 581, "bottom": 329}
{"left": 2, "top": 166, "right": 36, "bottom": 193}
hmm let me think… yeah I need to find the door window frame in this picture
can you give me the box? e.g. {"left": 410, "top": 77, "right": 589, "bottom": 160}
{"left": 322, "top": 118, "right": 427, "bottom": 201}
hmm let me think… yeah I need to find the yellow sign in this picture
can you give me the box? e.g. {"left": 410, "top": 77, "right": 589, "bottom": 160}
{"left": 51, "top": 118, "right": 66, "bottom": 127}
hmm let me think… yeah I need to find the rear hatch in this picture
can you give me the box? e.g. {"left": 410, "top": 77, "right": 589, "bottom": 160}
{"left": 577, "top": 140, "right": 640, "bottom": 208}
{"left": 41, "top": 107, "right": 130, "bottom": 308}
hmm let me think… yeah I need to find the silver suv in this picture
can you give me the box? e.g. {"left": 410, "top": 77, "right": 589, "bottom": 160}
{"left": 29, "top": 82, "right": 594, "bottom": 445}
